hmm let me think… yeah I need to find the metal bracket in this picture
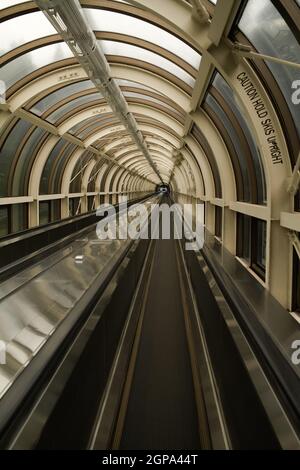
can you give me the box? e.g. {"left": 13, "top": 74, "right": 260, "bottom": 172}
{"left": 289, "top": 230, "right": 300, "bottom": 260}
{"left": 226, "top": 39, "right": 300, "bottom": 70}
{"left": 287, "top": 152, "right": 300, "bottom": 195}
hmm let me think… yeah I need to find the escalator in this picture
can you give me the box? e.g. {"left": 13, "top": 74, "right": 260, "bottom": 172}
{"left": 112, "top": 237, "right": 207, "bottom": 450}
{"left": 0, "top": 197, "right": 299, "bottom": 450}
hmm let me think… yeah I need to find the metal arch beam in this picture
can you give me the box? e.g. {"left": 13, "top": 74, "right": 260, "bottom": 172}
{"left": 128, "top": 104, "right": 184, "bottom": 137}
{"left": 118, "top": 150, "right": 173, "bottom": 167}
{"left": 55, "top": 103, "right": 185, "bottom": 144}
{"left": 121, "top": 156, "right": 174, "bottom": 174}
{"left": 191, "top": 108, "right": 236, "bottom": 202}
{"left": 113, "top": 142, "right": 173, "bottom": 160}
{"left": 95, "top": 161, "right": 109, "bottom": 193}
{"left": 181, "top": 147, "right": 205, "bottom": 197}
{"left": 185, "top": 134, "right": 215, "bottom": 199}
{"left": 36, "top": 0, "right": 164, "bottom": 182}
{"left": 139, "top": 125, "right": 180, "bottom": 148}
{"left": 145, "top": 137, "right": 174, "bottom": 153}
{"left": 125, "top": 0, "right": 211, "bottom": 52}
{"left": 7, "top": 63, "right": 190, "bottom": 115}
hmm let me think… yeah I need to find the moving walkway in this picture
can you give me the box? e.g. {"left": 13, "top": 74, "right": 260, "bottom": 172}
{"left": 0, "top": 196, "right": 299, "bottom": 450}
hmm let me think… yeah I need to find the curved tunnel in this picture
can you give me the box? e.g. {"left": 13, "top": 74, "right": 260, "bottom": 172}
{"left": 0, "top": 0, "right": 299, "bottom": 451}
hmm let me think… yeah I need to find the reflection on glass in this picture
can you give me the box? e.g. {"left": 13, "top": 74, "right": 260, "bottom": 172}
{"left": 212, "top": 73, "right": 266, "bottom": 204}
{"left": 0, "top": 206, "right": 9, "bottom": 238}
{"left": 0, "top": 12, "right": 56, "bottom": 56}
{"left": 117, "top": 79, "right": 163, "bottom": 94}
{"left": 100, "top": 40, "right": 195, "bottom": 87}
{"left": 1, "top": 43, "right": 73, "bottom": 89}
{"left": 39, "top": 201, "right": 51, "bottom": 226}
{"left": 30, "top": 80, "right": 95, "bottom": 116}
{"left": 84, "top": 8, "right": 201, "bottom": 69}
{"left": 46, "top": 92, "right": 102, "bottom": 124}
{"left": 205, "top": 93, "right": 251, "bottom": 202}
{"left": 123, "top": 91, "right": 182, "bottom": 114}
{"left": 13, "top": 127, "right": 48, "bottom": 197}
{"left": 39, "top": 139, "right": 73, "bottom": 194}
{"left": 238, "top": 0, "right": 300, "bottom": 138}
{"left": 50, "top": 143, "right": 77, "bottom": 195}
{"left": 10, "top": 203, "right": 27, "bottom": 233}
{"left": 0, "top": 119, "right": 32, "bottom": 197}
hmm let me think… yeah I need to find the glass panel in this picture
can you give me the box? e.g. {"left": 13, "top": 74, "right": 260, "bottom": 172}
{"left": 87, "top": 195, "right": 95, "bottom": 211}
{"left": 215, "top": 206, "right": 222, "bottom": 238}
{"left": 0, "top": 12, "right": 56, "bottom": 56}
{"left": 84, "top": 9, "right": 201, "bottom": 69}
{"left": 70, "top": 152, "right": 94, "bottom": 193}
{"left": 117, "top": 78, "right": 163, "bottom": 94}
{"left": 51, "top": 200, "right": 61, "bottom": 222}
{"left": 50, "top": 143, "right": 77, "bottom": 194}
{"left": 0, "top": 120, "right": 32, "bottom": 197}
{"left": 12, "top": 127, "right": 48, "bottom": 196}
{"left": 123, "top": 91, "right": 181, "bottom": 114}
{"left": 39, "top": 201, "right": 50, "bottom": 226}
{"left": 0, "top": 206, "right": 9, "bottom": 237}
{"left": 237, "top": 213, "right": 251, "bottom": 263}
{"left": 69, "top": 197, "right": 80, "bottom": 217}
{"left": 75, "top": 118, "right": 113, "bottom": 140}
{"left": 11, "top": 203, "right": 27, "bottom": 233}
{"left": 40, "top": 138, "right": 67, "bottom": 194}
{"left": 213, "top": 73, "right": 266, "bottom": 204}
{"left": 238, "top": 0, "right": 300, "bottom": 138}
{"left": 100, "top": 40, "right": 195, "bottom": 87}
{"left": 1, "top": 43, "right": 73, "bottom": 89}
{"left": 253, "top": 219, "right": 267, "bottom": 271}
{"left": 30, "top": 80, "right": 94, "bottom": 116}
{"left": 46, "top": 92, "right": 102, "bottom": 124}
{"left": 204, "top": 93, "right": 251, "bottom": 202}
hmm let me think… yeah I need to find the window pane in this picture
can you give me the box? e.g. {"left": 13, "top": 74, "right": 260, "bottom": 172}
{"left": 83, "top": 9, "right": 201, "bottom": 69}
{"left": 117, "top": 78, "right": 163, "bottom": 94}
{"left": 238, "top": 0, "right": 300, "bottom": 138}
{"left": 215, "top": 206, "right": 222, "bottom": 238}
{"left": 253, "top": 219, "right": 267, "bottom": 271}
{"left": 51, "top": 200, "right": 61, "bottom": 222}
{"left": 1, "top": 43, "right": 73, "bottom": 89}
{"left": 46, "top": 92, "right": 102, "bottom": 124}
{"left": 40, "top": 139, "right": 76, "bottom": 194}
{"left": 212, "top": 73, "right": 266, "bottom": 204}
{"left": 50, "top": 143, "right": 77, "bottom": 194}
{"left": 30, "top": 80, "right": 94, "bottom": 116}
{"left": 237, "top": 213, "right": 251, "bottom": 263}
{"left": 12, "top": 127, "right": 48, "bottom": 197}
{"left": 204, "top": 93, "right": 251, "bottom": 202}
{"left": 11, "top": 203, "right": 27, "bottom": 233}
{"left": 0, "top": 120, "right": 32, "bottom": 197}
{"left": 100, "top": 40, "right": 195, "bottom": 87}
{"left": 39, "top": 201, "right": 50, "bottom": 226}
{"left": 124, "top": 91, "right": 181, "bottom": 114}
{"left": 0, "top": 12, "right": 56, "bottom": 56}
{"left": 0, "top": 206, "right": 9, "bottom": 237}
{"left": 69, "top": 197, "right": 80, "bottom": 217}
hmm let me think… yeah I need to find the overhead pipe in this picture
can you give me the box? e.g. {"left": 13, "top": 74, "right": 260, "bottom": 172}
{"left": 35, "top": 0, "right": 162, "bottom": 184}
